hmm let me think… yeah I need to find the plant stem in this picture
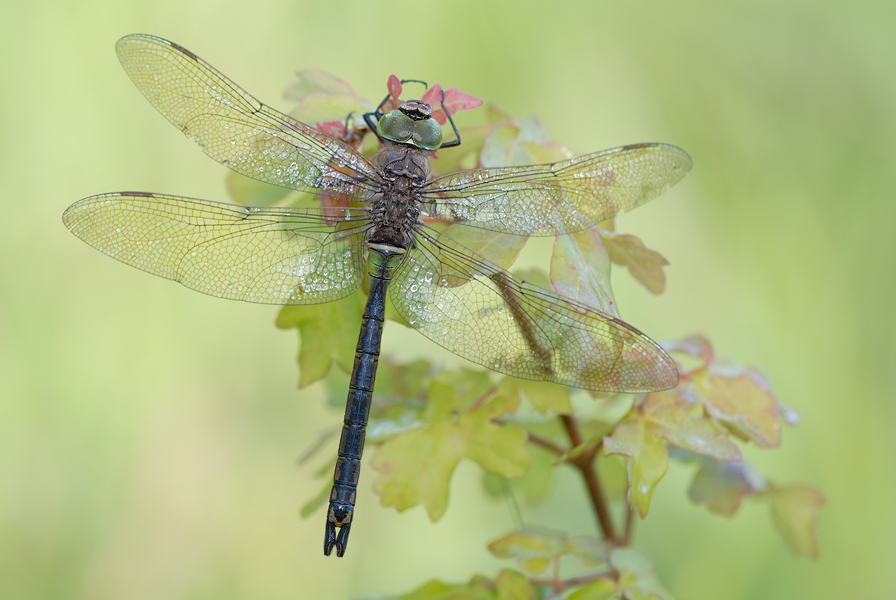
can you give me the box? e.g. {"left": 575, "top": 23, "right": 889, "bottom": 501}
{"left": 623, "top": 503, "right": 635, "bottom": 545}
{"left": 524, "top": 431, "right": 566, "bottom": 456}
{"left": 560, "top": 414, "right": 617, "bottom": 543}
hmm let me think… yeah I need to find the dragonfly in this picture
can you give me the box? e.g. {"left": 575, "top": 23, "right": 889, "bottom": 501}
{"left": 63, "top": 34, "right": 692, "bottom": 557}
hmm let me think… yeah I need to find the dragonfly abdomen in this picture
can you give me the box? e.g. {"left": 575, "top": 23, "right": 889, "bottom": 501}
{"left": 325, "top": 244, "right": 404, "bottom": 557}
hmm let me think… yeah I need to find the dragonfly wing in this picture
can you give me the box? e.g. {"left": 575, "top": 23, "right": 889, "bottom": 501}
{"left": 421, "top": 143, "right": 691, "bottom": 236}
{"left": 63, "top": 193, "right": 367, "bottom": 305}
{"left": 389, "top": 226, "right": 678, "bottom": 392}
{"left": 116, "top": 35, "right": 382, "bottom": 199}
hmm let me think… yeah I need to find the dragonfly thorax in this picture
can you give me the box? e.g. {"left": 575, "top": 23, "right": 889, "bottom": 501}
{"left": 365, "top": 142, "right": 430, "bottom": 248}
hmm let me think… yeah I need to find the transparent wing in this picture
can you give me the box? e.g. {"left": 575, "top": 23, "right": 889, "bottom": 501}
{"left": 63, "top": 192, "right": 368, "bottom": 305}
{"left": 116, "top": 34, "right": 382, "bottom": 199}
{"left": 390, "top": 226, "right": 678, "bottom": 392}
{"left": 421, "top": 143, "right": 691, "bottom": 236}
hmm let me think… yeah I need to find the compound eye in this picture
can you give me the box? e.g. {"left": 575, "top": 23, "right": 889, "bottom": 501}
{"left": 379, "top": 110, "right": 415, "bottom": 144}
{"left": 411, "top": 117, "right": 443, "bottom": 151}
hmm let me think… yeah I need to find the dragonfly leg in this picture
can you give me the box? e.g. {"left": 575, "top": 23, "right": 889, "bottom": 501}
{"left": 438, "top": 89, "right": 462, "bottom": 149}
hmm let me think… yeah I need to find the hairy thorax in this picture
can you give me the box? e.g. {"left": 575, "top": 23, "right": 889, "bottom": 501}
{"left": 365, "top": 141, "right": 432, "bottom": 249}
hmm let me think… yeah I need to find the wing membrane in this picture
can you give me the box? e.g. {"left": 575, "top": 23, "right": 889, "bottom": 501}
{"left": 116, "top": 34, "right": 381, "bottom": 200}
{"left": 421, "top": 143, "right": 691, "bottom": 236}
{"left": 389, "top": 226, "right": 678, "bottom": 392}
{"left": 63, "top": 193, "right": 367, "bottom": 305}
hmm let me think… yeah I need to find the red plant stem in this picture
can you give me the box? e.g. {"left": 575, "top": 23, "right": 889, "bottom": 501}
{"left": 560, "top": 414, "right": 617, "bottom": 543}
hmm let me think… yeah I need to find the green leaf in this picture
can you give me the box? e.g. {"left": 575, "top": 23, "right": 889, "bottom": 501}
{"left": 611, "top": 548, "right": 675, "bottom": 600}
{"left": 487, "top": 528, "right": 567, "bottom": 575}
{"left": 495, "top": 569, "right": 533, "bottom": 600}
{"left": 760, "top": 484, "right": 826, "bottom": 558}
{"left": 432, "top": 368, "right": 496, "bottom": 412}
{"left": 386, "top": 578, "right": 492, "bottom": 600}
{"left": 371, "top": 381, "right": 529, "bottom": 520}
{"left": 604, "top": 390, "right": 741, "bottom": 516}
{"left": 275, "top": 289, "right": 365, "bottom": 387}
{"left": 603, "top": 417, "right": 667, "bottom": 517}
{"left": 600, "top": 231, "right": 669, "bottom": 294}
{"left": 550, "top": 228, "right": 619, "bottom": 317}
{"left": 565, "top": 536, "right": 610, "bottom": 568}
{"left": 567, "top": 579, "right": 619, "bottom": 600}
{"left": 483, "top": 440, "right": 556, "bottom": 504}
{"left": 692, "top": 363, "right": 782, "bottom": 447}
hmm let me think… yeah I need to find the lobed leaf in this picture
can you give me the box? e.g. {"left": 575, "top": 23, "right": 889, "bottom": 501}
{"left": 275, "top": 289, "right": 365, "bottom": 387}
{"left": 600, "top": 231, "right": 669, "bottom": 295}
{"left": 372, "top": 381, "right": 529, "bottom": 520}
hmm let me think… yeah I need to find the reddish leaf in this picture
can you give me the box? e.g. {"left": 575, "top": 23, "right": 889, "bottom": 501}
{"left": 387, "top": 74, "right": 402, "bottom": 100}
{"left": 423, "top": 84, "right": 484, "bottom": 124}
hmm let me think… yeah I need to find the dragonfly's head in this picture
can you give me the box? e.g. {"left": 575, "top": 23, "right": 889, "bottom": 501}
{"left": 378, "top": 100, "right": 443, "bottom": 151}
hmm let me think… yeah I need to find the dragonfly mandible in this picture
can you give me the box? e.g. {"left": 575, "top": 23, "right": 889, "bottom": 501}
{"left": 62, "top": 34, "right": 692, "bottom": 557}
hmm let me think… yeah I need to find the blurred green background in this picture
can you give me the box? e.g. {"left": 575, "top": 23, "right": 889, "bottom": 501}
{"left": 2, "top": 0, "right": 893, "bottom": 598}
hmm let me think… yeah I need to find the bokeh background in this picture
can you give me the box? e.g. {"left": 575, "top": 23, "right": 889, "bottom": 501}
{"left": 2, "top": 0, "right": 893, "bottom": 598}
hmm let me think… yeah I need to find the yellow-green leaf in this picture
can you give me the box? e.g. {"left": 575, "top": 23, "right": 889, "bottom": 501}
{"left": 371, "top": 381, "right": 529, "bottom": 520}
{"left": 442, "top": 224, "right": 527, "bottom": 271}
{"left": 495, "top": 377, "right": 572, "bottom": 415}
{"left": 603, "top": 418, "right": 668, "bottom": 517}
{"left": 550, "top": 228, "right": 619, "bottom": 317}
{"left": 761, "top": 484, "right": 826, "bottom": 558}
{"left": 565, "top": 536, "right": 610, "bottom": 568}
{"left": 275, "top": 289, "right": 365, "bottom": 387}
{"left": 611, "top": 548, "right": 675, "bottom": 600}
{"left": 495, "top": 569, "right": 533, "bottom": 600}
{"left": 487, "top": 529, "right": 567, "bottom": 575}
{"left": 567, "top": 579, "right": 619, "bottom": 600}
{"left": 692, "top": 363, "right": 782, "bottom": 447}
{"left": 642, "top": 391, "right": 741, "bottom": 462}
{"left": 600, "top": 231, "right": 669, "bottom": 294}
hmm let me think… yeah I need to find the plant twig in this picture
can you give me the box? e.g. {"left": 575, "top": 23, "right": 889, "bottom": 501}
{"left": 623, "top": 502, "right": 635, "bottom": 545}
{"left": 560, "top": 414, "right": 617, "bottom": 543}
{"left": 524, "top": 431, "right": 566, "bottom": 456}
